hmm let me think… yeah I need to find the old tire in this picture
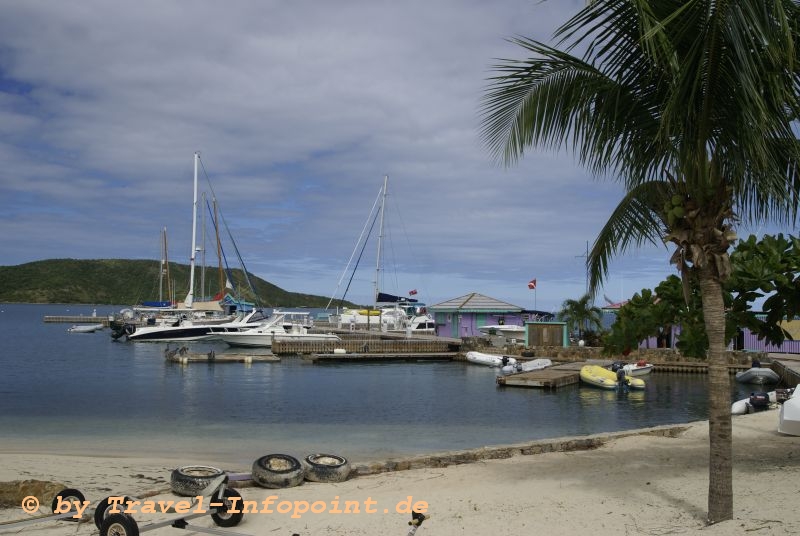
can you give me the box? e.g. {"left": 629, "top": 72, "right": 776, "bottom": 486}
{"left": 251, "top": 454, "right": 304, "bottom": 489}
{"left": 51, "top": 488, "right": 86, "bottom": 516}
{"left": 100, "top": 513, "right": 139, "bottom": 536}
{"left": 304, "top": 453, "right": 351, "bottom": 483}
{"left": 211, "top": 488, "right": 245, "bottom": 527}
{"left": 170, "top": 465, "right": 225, "bottom": 496}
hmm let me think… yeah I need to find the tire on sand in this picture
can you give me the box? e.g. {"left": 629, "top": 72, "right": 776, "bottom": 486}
{"left": 51, "top": 488, "right": 86, "bottom": 518}
{"left": 170, "top": 465, "right": 225, "bottom": 496}
{"left": 251, "top": 454, "right": 304, "bottom": 489}
{"left": 304, "top": 453, "right": 351, "bottom": 483}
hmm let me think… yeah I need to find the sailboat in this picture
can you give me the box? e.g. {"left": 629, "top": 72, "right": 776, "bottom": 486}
{"left": 112, "top": 152, "right": 253, "bottom": 341}
{"left": 328, "top": 175, "right": 435, "bottom": 334}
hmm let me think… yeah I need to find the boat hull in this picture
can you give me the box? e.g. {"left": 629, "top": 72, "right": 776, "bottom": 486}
{"left": 68, "top": 324, "right": 104, "bottom": 333}
{"left": 126, "top": 324, "right": 216, "bottom": 342}
{"left": 502, "top": 358, "right": 552, "bottom": 375}
{"left": 735, "top": 367, "right": 780, "bottom": 384}
{"left": 465, "top": 351, "right": 516, "bottom": 368}
{"left": 580, "top": 365, "right": 645, "bottom": 390}
{"left": 778, "top": 386, "right": 800, "bottom": 436}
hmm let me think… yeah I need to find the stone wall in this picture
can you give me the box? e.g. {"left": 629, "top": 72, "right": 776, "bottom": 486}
{"left": 459, "top": 338, "right": 766, "bottom": 365}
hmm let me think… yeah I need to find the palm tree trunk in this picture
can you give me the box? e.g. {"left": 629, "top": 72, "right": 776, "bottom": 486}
{"left": 697, "top": 265, "right": 733, "bottom": 523}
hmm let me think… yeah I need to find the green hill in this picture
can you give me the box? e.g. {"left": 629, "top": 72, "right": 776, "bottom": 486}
{"left": 0, "top": 259, "right": 356, "bottom": 307}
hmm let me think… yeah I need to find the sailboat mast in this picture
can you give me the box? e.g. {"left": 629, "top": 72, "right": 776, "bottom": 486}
{"left": 164, "top": 227, "right": 172, "bottom": 305}
{"left": 374, "top": 175, "right": 388, "bottom": 307}
{"left": 159, "top": 227, "right": 167, "bottom": 302}
{"left": 215, "top": 200, "right": 224, "bottom": 297}
{"left": 184, "top": 151, "right": 199, "bottom": 308}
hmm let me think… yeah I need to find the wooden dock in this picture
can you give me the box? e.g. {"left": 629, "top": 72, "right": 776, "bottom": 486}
{"left": 164, "top": 348, "right": 279, "bottom": 364}
{"left": 272, "top": 338, "right": 457, "bottom": 355}
{"left": 44, "top": 315, "right": 111, "bottom": 326}
{"left": 312, "top": 352, "right": 456, "bottom": 363}
{"left": 496, "top": 362, "right": 583, "bottom": 390}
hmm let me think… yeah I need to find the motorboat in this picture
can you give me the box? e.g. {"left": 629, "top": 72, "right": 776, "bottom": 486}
{"left": 501, "top": 358, "right": 553, "bottom": 375}
{"left": 217, "top": 311, "right": 341, "bottom": 348}
{"left": 731, "top": 391, "right": 778, "bottom": 415}
{"left": 735, "top": 366, "right": 780, "bottom": 385}
{"left": 622, "top": 361, "right": 654, "bottom": 376}
{"left": 580, "top": 364, "right": 645, "bottom": 390}
{"left": 67, "top": 323, "right": 104, "bottom": 333}
{"left": 465, "top": 351, "right": 517, "bottom": 368}
{"left": 778, "top": 385, "right": 800, "bottom": 436}
{"left": 610, "top": 360, "right": 654, "bottom": 376}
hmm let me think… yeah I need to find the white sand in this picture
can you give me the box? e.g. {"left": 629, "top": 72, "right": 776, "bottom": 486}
{"left": 1, "top": 409, "right": 797, "bottom": 535}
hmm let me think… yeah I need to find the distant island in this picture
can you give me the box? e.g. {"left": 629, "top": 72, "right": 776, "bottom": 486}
{"left": 0, "top": 259, "right": 356, "bottom": 308}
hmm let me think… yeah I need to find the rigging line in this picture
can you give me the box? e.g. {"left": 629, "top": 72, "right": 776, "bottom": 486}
{"left": 338, "top": 208, "right": 381, "bottom": 310}
{"left": 197, "top": 156, "right": 260, "bottom": 305}
{"left": 326, "top": 185, "right": 384, "bottom": 310}
{"left": 387, "top": 186, "right": 429, "bottom": 299}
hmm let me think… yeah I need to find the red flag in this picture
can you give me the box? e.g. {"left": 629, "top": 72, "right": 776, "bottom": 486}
{"left": 527, "top": 279, "right": 537, "bottom": 290}
{"left": 409, "top": 289, "right": 418, "bottom": 295}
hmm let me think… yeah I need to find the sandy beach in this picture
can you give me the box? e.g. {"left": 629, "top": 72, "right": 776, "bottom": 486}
{"left": 1, "top": 409, "right": 797, "bottom": 536}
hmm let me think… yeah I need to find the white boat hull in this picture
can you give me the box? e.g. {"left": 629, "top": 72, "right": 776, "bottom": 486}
{"left": 67, "top": 324, "right": 104, "bottom": 333}
{"left": 501, "top": 358, "right": 552, "bottom": 375}
{"left": 465, "top": 351, "right": 516, "bottom": 368}
{"left": 731, "top": 391, "right": 778, "bottom": 415}
{"left": 622, "top": 363, "right": 654, "bottom": 376}
{"left": 478, "top": 325, "right": 525, "bottom": 341}
{"left": 779, "top": 386, "right": 800, "bottom": 436}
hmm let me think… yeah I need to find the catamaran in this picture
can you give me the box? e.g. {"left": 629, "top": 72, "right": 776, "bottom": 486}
{"left": 327, "top": 175, "right": 435, "bottom": 335}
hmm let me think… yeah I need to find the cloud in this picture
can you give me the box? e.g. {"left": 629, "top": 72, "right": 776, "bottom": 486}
{"left": 0, "top": 0, "right": 759, "bottom": 310}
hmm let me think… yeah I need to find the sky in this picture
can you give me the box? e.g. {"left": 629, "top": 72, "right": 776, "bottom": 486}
{"left": 0, "top": 1, "right": 791, "bottom": 312}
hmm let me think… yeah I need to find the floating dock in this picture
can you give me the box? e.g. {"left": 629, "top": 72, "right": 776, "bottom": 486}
{"left": 496, "top": 362, "right": 584, "bottom": 390}
{"left": 164, "top": 348, "right": 279, "bottom": 364}
{"left": 311, "top": 352, "right": 456, "bottom": 363}
{"left": 44, "top": 315, "right": 111, "bottom": 326}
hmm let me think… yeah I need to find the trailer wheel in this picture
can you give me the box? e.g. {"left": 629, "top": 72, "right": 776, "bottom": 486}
{"left": 170, "top": 465, "right": 225, "bottom": 496}
{"left": 252, "top": 454, "right": 304, "bottom": 488}
{"left": 100, "top": 513, "right": 139, "bottom": 536}
{"left": 211, "top": 488, "right": 244, "bottom": 527}
{"left": 51, "top": 488, "right": 86, "bottom": 516}
{"left": 304, "top": 453, "right": 351, "bottom": 483}
{"left": 94, "top": 496, "right": 133, "bottom": 529}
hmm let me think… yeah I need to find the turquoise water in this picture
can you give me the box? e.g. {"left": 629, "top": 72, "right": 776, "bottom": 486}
{"left": 0, "top": 304, "right": 758, "bottom": 466}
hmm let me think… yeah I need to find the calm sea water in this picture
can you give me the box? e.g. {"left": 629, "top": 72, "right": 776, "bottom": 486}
{"left": 0, "top": 304, "right": 762, "bottom": 467}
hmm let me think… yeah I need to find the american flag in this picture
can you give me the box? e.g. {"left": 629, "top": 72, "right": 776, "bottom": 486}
{"left": 527, "top": 279, "right": 537, "bottom": 290}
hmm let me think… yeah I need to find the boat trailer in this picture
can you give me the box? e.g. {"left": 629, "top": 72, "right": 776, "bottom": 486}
{"left": 0, "top": 475, "right": 252, "bottom": 536}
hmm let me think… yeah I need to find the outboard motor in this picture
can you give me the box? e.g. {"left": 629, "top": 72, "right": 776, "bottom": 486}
{"left": 747, "top": 392, "right": 771, "bottom": 412}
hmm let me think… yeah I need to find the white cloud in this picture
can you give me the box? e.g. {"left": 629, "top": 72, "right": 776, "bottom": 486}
{"left": 0, "top": 0, "right": 776, "bottom": 311}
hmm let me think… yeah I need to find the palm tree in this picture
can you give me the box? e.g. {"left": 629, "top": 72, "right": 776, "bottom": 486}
{"left": 557, "top": 293, "right": 602, "bottom": 341}
{"left": 480, "top": 1, "right": 800, "bottom": 524}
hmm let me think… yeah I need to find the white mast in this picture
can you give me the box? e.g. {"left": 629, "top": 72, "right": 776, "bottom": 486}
{"left": 184, "top": 151, "right": 200, "bottom": 308}
{"left": 373, "top": 175, "right": 388, "bottom": 307}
